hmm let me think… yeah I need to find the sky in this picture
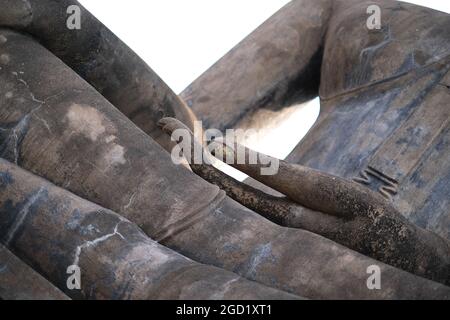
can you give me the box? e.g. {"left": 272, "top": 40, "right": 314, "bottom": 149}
{"left": 78, "top": 1, "right": 449, "bottom": 178}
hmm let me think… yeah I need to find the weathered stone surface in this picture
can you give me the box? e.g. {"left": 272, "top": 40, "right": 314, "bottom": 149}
{"left": 0, "top": 0, "right": 196, "bottom": 152}
{"left": 0, "top": 26, "right": 448, "bottom": 299}
{"left": 180, "top": 0, "right": 450, "bottom": 244}
{"left": 0, "top": 0, "right": 449, "bottom": 299}
{"left": 0, "top": 159, "right": 299, "bottom": 300}
{"left": 0, "top": 244, "right": 69, "bottom": 300}
{"left": 159, "top": 117, "right": 450, "bottom": 286}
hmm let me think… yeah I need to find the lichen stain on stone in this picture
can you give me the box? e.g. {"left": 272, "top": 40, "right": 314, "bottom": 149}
{"left": 105, "top": 135, "right": 115, "bottom": 143}
{"left": 103, "top": 143, "right": 126, "bottom": 166}
{"left": 65, "top": 104, "right": 106, "bottom": 141}
{"left": 340, "top": 252, "right": 358, "bottom": 265}
{"left": 0, "top": 54, "right": 10, "bottom": 65}
{"left": 126, "top": 243, "right": 172, "bottom": 270}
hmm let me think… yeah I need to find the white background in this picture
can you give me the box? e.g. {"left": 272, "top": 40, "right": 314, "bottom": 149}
{"left": 79, "top": 1, "right": 450, "bottom": 174}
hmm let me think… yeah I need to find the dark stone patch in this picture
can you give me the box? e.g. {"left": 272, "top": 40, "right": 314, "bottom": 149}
{"left": 0, "top": 170, "right": 13, "bottom": 189}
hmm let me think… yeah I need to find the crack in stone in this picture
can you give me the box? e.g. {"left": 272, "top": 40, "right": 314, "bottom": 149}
{"left": 72, "top": 222, "right": 125, "bottom": 267}
{"left": 0, "top": 72, "right": 51, "bottom": 163}
{"left": 11, "top": 72, "right": 45, "bottom": 104}
{"left": 210, "top": 277, "right": 240, "bottom": 300}
{"left": 10, "top": 114, "right": 29, "bottom": 163}
{"left": 123, "top": 192, "right": 137, "bottom": 211}
{"left": 1, "top": 74, "right": 88, "bottom": 160}
{"left": 34, "top": 114, "right": 51, "bottom": 133}
{"left": 4, "top": 187, "right": 45, "bottom": 245}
